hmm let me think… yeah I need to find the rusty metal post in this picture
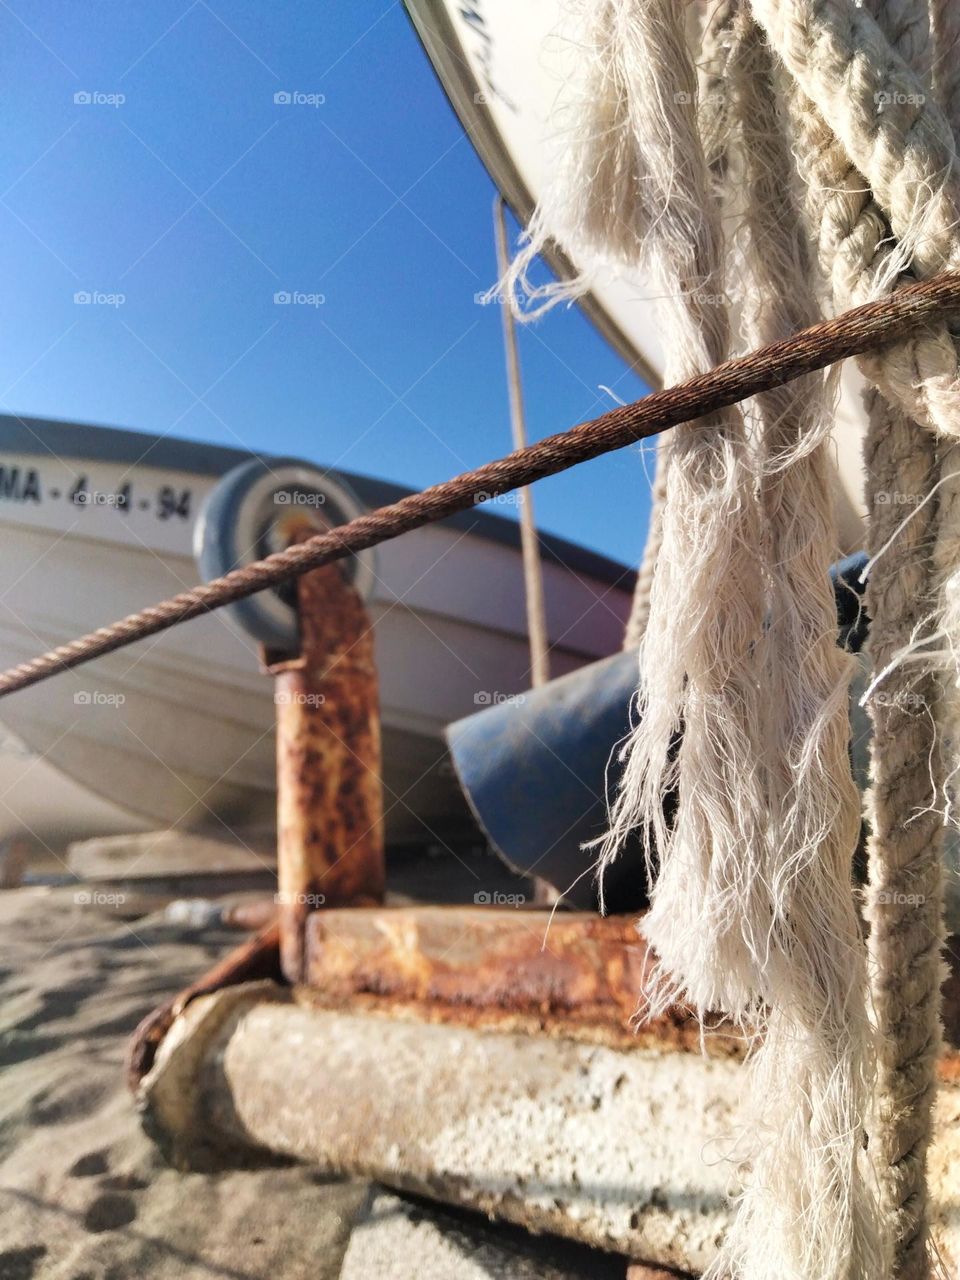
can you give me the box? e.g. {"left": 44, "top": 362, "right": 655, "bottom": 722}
{"left": 267, "top": 556, "right": 384, "bottom": 983}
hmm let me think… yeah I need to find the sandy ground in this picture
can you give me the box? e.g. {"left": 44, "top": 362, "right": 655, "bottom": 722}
{"left": 0, "top": 877, "right": 623, "bottom": 1280}
{"left": 0, "top": 885, "right": 368, "bottom": 1280}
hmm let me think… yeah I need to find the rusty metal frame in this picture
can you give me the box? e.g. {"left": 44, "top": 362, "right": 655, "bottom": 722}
{"left": 265, "top": 552, "right": 384, "bottom": 982}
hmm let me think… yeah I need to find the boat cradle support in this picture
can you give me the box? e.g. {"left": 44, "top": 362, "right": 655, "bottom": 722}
{"left": 126, "top": 520, "right": 960, "bottom": 1275}
{"left": 128, "top": 904, "right": 960, "bottom": 1276}
{"left": 263, "top": 547, "right": 385, "bottom": 983}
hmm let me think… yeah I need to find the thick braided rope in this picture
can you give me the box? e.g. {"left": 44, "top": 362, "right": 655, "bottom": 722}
{"left": 777, "top": 64, "right": 960, "bottom": 435}
{"left": 931, "top": 0, "right": 960, "bottom": 839}
{"left": 931, "top": 0, "right": 960, "bottom": 152}
{"left": 704, "top": 10, "right": 881, "bottom": 1276}
{"left": 751, "top": 0, "right": 960, "bottom": 442}
{"left": 929, "top": 0, "right": 960, "bottom": 877}
{"left": 856, "top": 2, "right": 945, "bottom": 1275}
{"left": 697, "top": 0, "right": 739, "bottom": 181}
{"left": 771, "top": 0, "right": 960, "bottom": 859}
{"left": 863, "top": 390, "right": 946, "bottom": 1280}
{"left": 750, "top": 0, "right": 960, "bottom": 277}
{"left": 755, "top": 0, "right": 951, "bottom": 1271}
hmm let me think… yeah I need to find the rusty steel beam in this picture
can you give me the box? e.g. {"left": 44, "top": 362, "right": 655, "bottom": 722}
{"left": 303, "top": 906, "right": 728, "bottom": 1053}
{"left": 128, "top": 916, "right": 959, "bottom": 1092}
{"left": 268, "top": 558, "right": 384, "bottom": 983}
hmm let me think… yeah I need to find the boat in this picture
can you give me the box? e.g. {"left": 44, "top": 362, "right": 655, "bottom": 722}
{"left": 404, "top": 0, "right": 869, "bottom": 553}
{"left": 0, "top": 7, "right": 868, "bottom": 864}
{"left": 0, "top": 414, "right": 634, "bottom": 856}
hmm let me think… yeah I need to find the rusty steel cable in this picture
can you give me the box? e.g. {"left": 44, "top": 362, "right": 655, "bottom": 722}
{"left": 3, "top": 270, "right": 960, "bottom": 699}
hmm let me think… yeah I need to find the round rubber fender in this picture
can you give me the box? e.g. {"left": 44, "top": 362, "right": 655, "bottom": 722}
{"left": 193, "top": 456, "right": 376, "bottom": 648}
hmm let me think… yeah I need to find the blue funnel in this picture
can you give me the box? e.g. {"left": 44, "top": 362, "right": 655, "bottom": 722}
{"left": 445, "top": 554, "right": 869, "bottom": 912}
{"left": 446, "top": 649, "right": 645, "bottom": 912}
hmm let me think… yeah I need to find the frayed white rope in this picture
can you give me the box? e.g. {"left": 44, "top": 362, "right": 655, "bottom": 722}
{"left": 699, "top": 13, "right": 882, "bottom": 1278}
{"left": 507, "top": 2, "right": 883, "bottom": 1276}
{"left": 564, "top": 0, "right": 772, "bottom": 1023}
{"left": 500, "top": 1, "right": 956, "bottom": 1273}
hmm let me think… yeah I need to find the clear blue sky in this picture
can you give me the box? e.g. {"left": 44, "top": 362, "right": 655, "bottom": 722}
{"left": 0, "top": 1, "right": 653, "bottom": 567}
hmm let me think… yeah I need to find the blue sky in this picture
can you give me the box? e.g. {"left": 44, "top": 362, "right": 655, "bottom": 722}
{"left": 0, "top": 1, "right": 653, "bottom": 567}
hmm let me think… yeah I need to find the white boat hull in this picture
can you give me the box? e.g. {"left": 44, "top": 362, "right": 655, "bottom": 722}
{"left": 0, "top": 418, "right": 633, "bottom": 854}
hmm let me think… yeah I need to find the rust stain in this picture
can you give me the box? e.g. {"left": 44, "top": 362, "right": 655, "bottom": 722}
{"left": 271, "top": 559, "right": 384, "bottom": 982}
{"left": 130, "top": 908, "right": 960, "bottom": 1085}
{"left": 303, "top": 907, "right": 736, "bottom": 1055}
{"left": 129, "top": 913, "right": 960, "bottom": 1088}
